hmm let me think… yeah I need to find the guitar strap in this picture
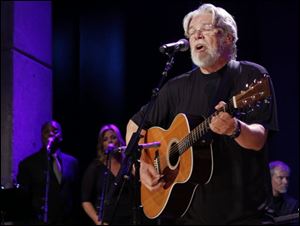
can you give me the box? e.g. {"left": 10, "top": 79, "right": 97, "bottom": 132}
{"left": 208, "top": 60, "right": 240, "bottom": 115}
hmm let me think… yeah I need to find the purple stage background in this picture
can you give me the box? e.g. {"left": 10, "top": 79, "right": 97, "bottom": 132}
{"left": 1, "top": 1, "right": 52, "bottom": 187}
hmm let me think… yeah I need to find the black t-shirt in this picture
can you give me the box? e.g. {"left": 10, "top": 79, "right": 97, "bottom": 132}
{"left": 81, "top": 159, "right": 134, "bottom": 224}
{"left": 131, "top": 60, "right": 279, "bottom": 224}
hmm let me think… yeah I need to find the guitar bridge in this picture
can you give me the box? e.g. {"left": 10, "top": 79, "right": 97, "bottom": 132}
{"left": 154, "top": 151, "right": 161, "bottom": 174}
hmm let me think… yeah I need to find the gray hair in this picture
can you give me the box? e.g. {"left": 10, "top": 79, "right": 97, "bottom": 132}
{"left": 269, "top": 160, "right": 291, "bottom": 176}
{"left": 183, "top": 3, "right": 238, "bottom": 60}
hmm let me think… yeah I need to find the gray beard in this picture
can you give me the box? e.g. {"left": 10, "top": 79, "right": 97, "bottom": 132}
{"left": 191, "top": 45, "right": 222, "bottom": 68}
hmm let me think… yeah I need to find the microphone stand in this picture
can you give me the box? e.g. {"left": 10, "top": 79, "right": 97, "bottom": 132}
{"left": 109, "top": 51, "right": 176, "bottom": 225}
{"left": 43, "top": 147, "right": 51, "bottom": 224}
{"left": 98, "top": 148, "right": 112, "bottom": 224}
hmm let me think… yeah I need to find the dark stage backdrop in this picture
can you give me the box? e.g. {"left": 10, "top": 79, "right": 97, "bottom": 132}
{"left": 53, "top": 1, "right": 299, "bottom": 199}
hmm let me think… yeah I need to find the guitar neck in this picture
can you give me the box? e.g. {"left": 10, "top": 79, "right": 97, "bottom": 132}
{"left": 178, "top": 100, "right": 234, "bottom": 155}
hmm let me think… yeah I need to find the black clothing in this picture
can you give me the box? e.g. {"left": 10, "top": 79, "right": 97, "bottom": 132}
{"left": 271, "top": 194, "right": 298, "bottom": 216}
{"left": 17, "top": 148, "right": 79, "bottom": 225}
{"left": 131, "top": 60, "right": 279, "bottom": 225}
{"left": 270, "top": 194, "right": 299, "bottom": 225}
{"left": 81, "top": 159, "right": 134, "bottom": 225}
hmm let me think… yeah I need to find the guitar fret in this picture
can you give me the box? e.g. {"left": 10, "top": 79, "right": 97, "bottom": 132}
{"left": 202, "top": 123, "right": 205, "bottom": 133}
{"left": 195, "top": 128, "right": 199, "bottom": 140}
{"left": 200, "top": 123, "right": 204, "bottom": 137}
{"left": 206, "top": 119, "right": 210, "bottom": 131}
{"left": 192, "top": 130, "right": 195, "bottom": 143}
{"left": 188, "top": 137, "right": 192, "bottom": 147}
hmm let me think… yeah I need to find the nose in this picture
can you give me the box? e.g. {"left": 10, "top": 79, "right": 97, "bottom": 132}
{"left": 194, "top": 29, "right": 205, "bottom": 40}
{"left": 282, "top": 177, "right": 289, "bottom": 184}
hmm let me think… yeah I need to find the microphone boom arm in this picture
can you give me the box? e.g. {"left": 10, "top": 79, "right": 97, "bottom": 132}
{"left": 113, "top": 142, "right": 161, "bottom": 153}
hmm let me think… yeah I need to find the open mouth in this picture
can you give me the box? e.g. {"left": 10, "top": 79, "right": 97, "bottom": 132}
{"left": 195, "top": 43, "right": 205, "bottom": 51}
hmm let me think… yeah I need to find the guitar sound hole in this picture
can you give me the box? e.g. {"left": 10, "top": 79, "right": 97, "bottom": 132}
{"left": 169, "top": 142, "right": 179, "bottom": 167}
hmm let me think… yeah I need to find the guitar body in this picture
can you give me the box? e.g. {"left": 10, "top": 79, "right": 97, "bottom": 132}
{"left": 141, "top": 113, "right": 214, "bottom": 219}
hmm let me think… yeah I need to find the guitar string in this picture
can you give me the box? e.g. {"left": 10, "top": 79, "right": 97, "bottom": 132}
{"left": 168, "top": 101, "right": 232, "bottom": 160}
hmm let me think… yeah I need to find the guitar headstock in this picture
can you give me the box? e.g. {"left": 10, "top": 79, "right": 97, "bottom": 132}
{"left": 232, "top": 74, "right": 271, "bottom": 110}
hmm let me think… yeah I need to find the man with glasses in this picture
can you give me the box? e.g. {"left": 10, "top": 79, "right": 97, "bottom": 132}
{"left": 126, "top": 3, "right": 278, "bottom": 225}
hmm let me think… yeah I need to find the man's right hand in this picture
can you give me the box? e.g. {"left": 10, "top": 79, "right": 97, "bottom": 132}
{"left": 126, "top": 119, "right": 165, "bottom": 191}
{"left": 140, "top": 157, "right": 165, "bottom": 191}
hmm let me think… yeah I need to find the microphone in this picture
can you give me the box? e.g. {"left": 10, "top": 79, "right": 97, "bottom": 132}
{"left": 46, "top": 136, "right": 57, "bottom": 152}
{"left": 105, "top": 143, "right": 117, "bottom": 154}
{"left": 113, "top": 141, "right": 161, "bottom": 153}
{"left": 159, "top": 38, "right": 189, "bottom": 54}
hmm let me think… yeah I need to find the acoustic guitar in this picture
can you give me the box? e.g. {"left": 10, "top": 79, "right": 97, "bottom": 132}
{"left": 140, "top": 74, "right": 271, "bottom": 219}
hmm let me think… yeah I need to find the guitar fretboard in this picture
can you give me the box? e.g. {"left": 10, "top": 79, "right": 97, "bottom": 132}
{"left": 169, "top": 100, "right": 233, "bottom": 158}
